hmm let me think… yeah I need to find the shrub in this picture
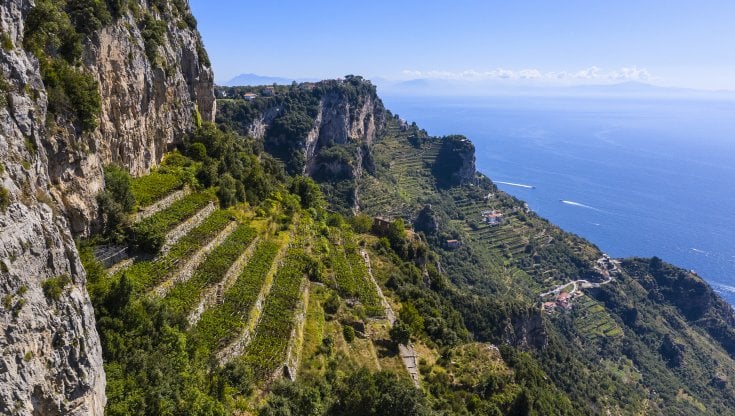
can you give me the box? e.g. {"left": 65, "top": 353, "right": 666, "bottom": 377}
{"left": 342, "top": 325, "right": 355, "bottom": 343}
{"left": 1, "top": 33, "right": 13, "bottom": 51}
{"left": 65, "top": 0, "right": 111, "bottom": 35}
{"left": 323, "top": 292, "right": 340, "bottom": 315}
{"left": 24, "top": 0, "right": 82, "bottom": 63}
{"left": 98, "top": 165, "right": 134, "bottom": 235}
{"left": 350, "top": 213, "right": 373, "bottom": 233}
{"left": 189, "top": 142, "right": 207, "bottom": 161}
{"left": 389, "top": 321, "right": 411, "bottom": 345}
{"left": 140, "top": 13, "right": 167, "bottom": 63}
{"left": 104, "top": 165, "right": 135, "bottom": 212}
{"left": 43, "top": 60, "right": 101, "bottom": 132}
{"left": 216, "top": 173, "right": 237, "bottom": 208}
{"left": 0, "top": 186, "right": 9, "bottom": 212}
{"left": 24, "top": 0, "right": 102, "bottom": 132}
{"left": 107, "top": 0, "right": 129, "bottom": 19}
{"left": 131, "top": 219, "right": 166, "bottom": 252}
{"left": 42, "top": 274, "right": 72, "bottom": 301}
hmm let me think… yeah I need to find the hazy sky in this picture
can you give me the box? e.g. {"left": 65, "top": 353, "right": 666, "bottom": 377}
{"left": 189, "top": 0, "right": 735, "bottom": 90}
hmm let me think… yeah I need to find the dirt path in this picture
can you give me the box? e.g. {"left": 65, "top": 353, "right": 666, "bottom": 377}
{"left": 361, "top": 249, "right": 419, "bottom": 386}
{"left": 361, "top": 249, "right": 396, "bottom": 324}
{"left": 283, "top": 279, "right": 309, "bottom": 381}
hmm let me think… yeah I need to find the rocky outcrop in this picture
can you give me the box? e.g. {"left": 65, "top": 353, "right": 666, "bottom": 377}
{"left": 413, "top": 204, "right": 440, "bottom": 236}
{"left": 0, "top": 0, "right": 214, "bottom": 414}
{"left": 231, "top": 78, "right": 385, "bottom": 177}
{"left": 503, "top": 311, "right": 548, "bottom": 350}
{"left": 302, "top": 86, "right": 383, "bottom": 175}
{"left": 46, "top": 1, "right": 214, "bottom": 235}
{"left": 432, "top": 135, "right": 476, "bottom": 188}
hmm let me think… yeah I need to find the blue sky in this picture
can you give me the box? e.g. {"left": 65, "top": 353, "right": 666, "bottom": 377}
{"left": 189, "top": 0, "right": 735, "bottom": 90}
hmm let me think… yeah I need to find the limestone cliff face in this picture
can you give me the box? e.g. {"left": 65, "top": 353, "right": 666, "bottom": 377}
{"left": 235, "top": 79, "right": 385, "bottom": 177}
{"left": 48, "top": 0, "right": 215, "bottom": 235}
{"left": 301, "top": 87, "right": 383, "bottom": 176}
{"left": 0, "top": 0, "right": 213, "bottom": 414}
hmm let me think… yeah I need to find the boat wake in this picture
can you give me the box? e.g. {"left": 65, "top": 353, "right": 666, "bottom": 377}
{"left": 495, "top": 181, "right": 535, "bottom": 189}
{"left": 712, "top": 282, "right": 735, "bottom": 294}
{"left": 560, "top": 200, "right": 599, "bottom": 211}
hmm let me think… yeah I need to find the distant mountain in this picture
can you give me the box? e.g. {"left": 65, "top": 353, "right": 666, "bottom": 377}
{"left": 223, "top": 73, "right": 297, "bottom": 86}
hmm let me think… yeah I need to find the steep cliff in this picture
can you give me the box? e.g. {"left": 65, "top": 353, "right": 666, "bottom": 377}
{"left": 47, "top": 0, "right": 215, "bottom": 235}
{"left": 216, "top": 77, "right": 385, "bottom": 211}
{"left": 218, "top": 76, "right": 384, "bottom": 176}
{"left": 0, "top": 0, "right": 213, "bottom": 414}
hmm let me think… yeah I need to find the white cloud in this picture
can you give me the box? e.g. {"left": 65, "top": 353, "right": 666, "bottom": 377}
{"left": 400, "top": 66, "right": 653, "bottom": 83}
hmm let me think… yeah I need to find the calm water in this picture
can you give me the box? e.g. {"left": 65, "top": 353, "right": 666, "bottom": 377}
{"left": 382, "top": 95, "right": 735, "bottom": 304}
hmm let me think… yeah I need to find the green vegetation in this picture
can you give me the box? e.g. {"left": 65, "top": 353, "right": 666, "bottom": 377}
{"left": 130, "top": 171, "right": 183, "bottom": 207}
{"left": 239, "top": 245, "right": 307, "bottom": 380}
{"left": 111, "top": 209, "right": 232, "bottom": 293}
{"left": 42, "top": 274, "right": 71, "bottom": 301}
{"left": 186, "top": 122, "right": 284, "bottom": 206}
{"left": 342, "top": 325, "right": 355, "bottom": 343}
{"left": 0, "top": 74, "right": 9, "bottom": 108}
{"left": 140, "top": 12, "right": 167, "bottom": 63}
{"left": 73, "top": 75, "right": 735, "bottom": 415}
{"left": 191, "top": 239, "right": 280, "bottom": 351}
{"left": 262, "top": 369, "right": 431, "bottom": 416}
{"left": 131, "top": 190, "right": 215, "bottom": 252}
{"left": 66, "top": 0, "right": 111, "bottom": 35}
{"left": 24, "top": 0, "right": 103, "bottom": 132}
{"left": 97, "top": 165, "right": 135, "bottom": 237}
{"left": 0, "top": 186, "right": 8, "bottom": 212}
{"left": 1, "top": 33, "right": 13, "bottom": 51}
{"left": 163, "top": 224, "right": 256, "bottom": 315}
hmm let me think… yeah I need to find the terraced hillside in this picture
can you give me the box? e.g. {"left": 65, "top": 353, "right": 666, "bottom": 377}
{"left": 78, "top": 78, "right": 735, "bottom": 415}
{"left": 84, "top": 149, "right": 463, "bottom": 414}
{"left": 351, "top": 113, "right": 735, "bottom": 414}
{"left": 209, "top": 81, "right": 735, "bottom": 414}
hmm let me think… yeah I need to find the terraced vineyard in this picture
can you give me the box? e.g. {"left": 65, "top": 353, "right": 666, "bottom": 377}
{"left": 131, "top": 190, "right": 216, "bottom": 248}
{"left": 130, "top": 171, "right": 185, "bottom": 207}
{"left": 114, "top": 207, "right": 233, "bottom": 291}
{"left": 190, "top": 239, "right": 281, "bottom": 351}
{"left": 572, "top": 295, "right": 624, "bottom": 339}
{"left": 358, "top": 118, "right": 441, "bottom": 217}
{"left": 162, "top": 224, "right": 257, "bottom": 315}
{"left": 238, "top": 244, "right": 308, "bottom": 380}
{"left": 322, "top": 228, "right": 384, "bottom": 317}
{"left": 343, "top": 235, "right": 384, "bottom": 316}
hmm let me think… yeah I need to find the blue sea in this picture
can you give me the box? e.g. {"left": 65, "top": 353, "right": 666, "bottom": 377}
{"left": 382, "top": 94, "right": 735, "bottom": 305}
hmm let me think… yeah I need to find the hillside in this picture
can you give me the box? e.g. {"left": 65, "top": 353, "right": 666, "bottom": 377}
{"left": 2, "top": 1, "right": 735, "bottom": 415}
{"left": 214, "top": 80, "right": 735, "bottom": 414}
